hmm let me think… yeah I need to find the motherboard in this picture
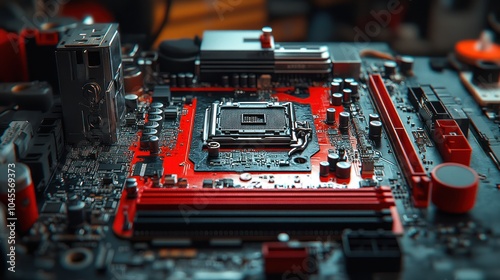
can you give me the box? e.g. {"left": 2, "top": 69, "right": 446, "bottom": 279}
{"left": 1, "top": 24, "right": 500, "bottom": 280}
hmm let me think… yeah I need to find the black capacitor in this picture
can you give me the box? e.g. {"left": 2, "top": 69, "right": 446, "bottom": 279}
{"left": 148, "top": 115, "right": 163, "bottom": 130}
{"left": 332, "top": 93, "right": 343, "bottom": 106}
{"left": 240, "top": 74, "right": 248, "bottom": 88}
{"left": 144, "top": 121, "right": 159, "bottom": 131}
{"left": 170, "top": 74, "right": 177, "bottom": 87}
{"left": 344, "top": 78, "right": 355, "bottom": 88}
{"left": 384, "top": 61, "right": 397, "bottom": 77}
{"left": 399, "top": 56, "right": 414, "bottom": 75}
{"left": 142, "top": 128, "right": 158, "bottom": 136}
{"left": 149, "top": 135, "right": 160, "bottom": 155}
{"left": 333, "top": 77, "right": 344, "bottom": 87}
{"left": 232, "top": 74, "right": 240, "bottom": 88}
{"left": 124, "top": 94, "right": 138, "bottom": 112}
{"left": 369, "top": 120, "right": 383, "bottom": 141}
{"left": 319, "top": 161, "right": 330, "bottom": 177}
{"left": 349, "top": 81, "right": 359, "bottom": 98}
{"left": 339, "top": 112, "right": 350, "bottom": 133}
{"left": 207, "top": 142, "right": 220, "bottom": 158}
{"left": 185, "top": 73, "right": 194, "bottom": 86}
{"left": 248, "top": 74, "right": 257, "bottom": 88}
{"left": 67, "top": 200, "right": 85, "bottom": 230}
{"left": 328, "top": 153, "right": 340, "bottom": 171}
{"left": 368, "top": 113, "right": 380, "bottom": 122}
{"left": 140, "top": 136, "right": 150, "bottom": 149}
{"left": 222, "top": 75, "right": 229, "bottom": 87}
{"left": 148, "top": 108, "right": 163, "bottom": 116}
{"left": 330, "top": 81, "right": 341, "bottom": 94}
{"left": 125, "top": 178, "right": 138, "bottom": 198}
{"left": 177, "top": 73, "right": 186, "bottom": 87}
{"left": 473, "top": 60, "right": 500, "bottom": 85}
{"left": 150, "top": 102, "right": 164, "bottom": 110}
{"left": 336, "top": 161, "right": 352, "bottom": 179}
{"left": 326, "top": 108, "right": 336, "bottom": 124}
{"left": 342, "top": 88, "right": 352, "bottom": 105}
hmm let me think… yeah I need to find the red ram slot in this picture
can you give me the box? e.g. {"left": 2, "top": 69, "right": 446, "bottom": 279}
{"left": 136, "top": 188, "right": 395, "bottom": 211}
{"left": 433, "top": 119, "right": 472, "bottom": 165}
{"left": 368, "top": 74, "right": 431, "bottom": 207}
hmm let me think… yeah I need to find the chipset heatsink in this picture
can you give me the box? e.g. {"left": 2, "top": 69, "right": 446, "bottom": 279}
{"left": 203, "top": 101, "right": 298, "bottom": 146}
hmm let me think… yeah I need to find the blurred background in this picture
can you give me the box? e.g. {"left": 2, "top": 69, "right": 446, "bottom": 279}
{"left": 0, "top": 0, "right": 499, "bottom": 55}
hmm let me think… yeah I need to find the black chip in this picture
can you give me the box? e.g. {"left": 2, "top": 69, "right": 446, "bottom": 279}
{"left": 42, "top": 202, "right": 63, "bottom": 213}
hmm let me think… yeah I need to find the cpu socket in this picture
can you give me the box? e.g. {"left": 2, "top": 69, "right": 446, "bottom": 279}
{"left": 203, "top": 101, "right": 297, "bottom": 146}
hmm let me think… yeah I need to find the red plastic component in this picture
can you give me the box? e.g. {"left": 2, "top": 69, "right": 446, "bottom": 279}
{"left": 431, "top": 163, "right": 479, "bottom": 213}
{"left": 368, "top": 74, "right": 431, "bottom": 208}
{"left": 263, "top": 242, "right": 310, "bottom": 275}
{"left": 433, "top": 119, "right": 472, "bottom": 165}
{"left": 0, "top": 29, "right": 24, "bottom": 82}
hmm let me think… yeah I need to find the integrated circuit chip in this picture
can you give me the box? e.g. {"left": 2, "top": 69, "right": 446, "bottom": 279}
{"left": 203, "top": 101, "right": 297, "bottom": 146}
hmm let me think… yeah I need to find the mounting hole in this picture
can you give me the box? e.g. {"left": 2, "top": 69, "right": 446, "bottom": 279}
{"left": 61, "top": 248, "right": 93, "bottom": 270}
{"left": 294, "top": 157, "right": 307, "bottom": 164}
{"left": 11, "top": 84, "right": 31, "bottom": 93}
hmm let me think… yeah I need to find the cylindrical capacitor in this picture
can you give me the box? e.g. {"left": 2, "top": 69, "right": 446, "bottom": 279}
{"left": 144, "top": 121, "right": 159, "bottom": 131}
{"left": 222, "top": 75, "right": 229, "bottom": 87}
{"left": 342, "top": 88, "right": 352, "bottom": 105}
{"left": 384, "top": 61, "right": 397, "bottom": 77}
{"left": 67, "top": 200, "right": 85, "bottom": 231}
{"left": 369, "top": 120, "right": 383, "bottom": 141}
{"left": 349, "top": 81, "right": 359, "bottom": 98}
{"left": 177, "top": 73, "right": 186, "bottom": 87}
{"left": 330, "top": 81, "right": 341, "bottom": 94}
{"left": 150, "top": 102, "right": 164, "bottom": 110}
{"left": 185, "top": 73, "right": 194, "bottom": 87}
{"left": 326, "top": 108, "right": 336, "bottom": 124}
{"left": 399, "top": 56, "right": 414, "bottom": 75}
{"left": 149, "top": 135, "right": 160, "bottom": 155}
{"left": 431, "top": 163, "right": 479, "bottom": 213}
{"left": 125, "top": 177, "right": 138, "bottom": 198}
{"left": 339, "top": 112, "right": 350, "bottom": 133}
{"left": 368, "top": 113, "right": 380, "bottom": 122}
{"left": 333, "top": 77, "right": 343, "bottom": 87}
{"left": 207, "top": 142, "right": 220, "bottom": 158}
{"left": 0, "top": 163, "right": 38, "bottom": 233}
{"left": 328, "top": 153, "right": 340, "bottom": 171}
{"left": 332, "top": 93, "right": 343, "bottom": 106}
{"left": 240, "top": 74, "right": 248, "bottom": 88}
{"left": 142, "top": 128, "right": 158, "bottom": 137}
{"left": 170, "top": 74, "right": 177, "bottom": 87}
{"left": 248, "top": 74, "right": 257, "bottom": 88}
{"left": 335, "top": 161, "right": 351, "bottom": 179}
{"left": 125, "top": 94, "right": 138, "bottom": 112}
{"left": 140, "top": 136, "right": 150, "bottom": 149}
{"left": 319, "top": 161, "right": 330, "bottom": 177}
{"left": 148, "top": 115, "right": 163, "bottom": 130}
{"left": 148, "top": 108, "right": 163, "bottom": 117}
{"left": 123, "top": 66, "right": 144, "bottom": 95}
{"left": 344, "top": 78, "right": 355, "bottom": 88}
{"left": 232, "top": 74, "right": 240, "bottom": 88}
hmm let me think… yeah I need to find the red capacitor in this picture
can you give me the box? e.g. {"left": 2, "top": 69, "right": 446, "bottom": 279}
{"left": 431, "top": 163, "right": 479, "bottom": 214}
{"left": 0, "top": 163, "right": 39, "bottom": 233}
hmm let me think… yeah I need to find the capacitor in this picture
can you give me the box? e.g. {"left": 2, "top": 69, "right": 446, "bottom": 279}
{"left": 344, "top": 78, "right": 355, "bottom": 87}
{"left": 368, "top": 113, "right": 380, "bottom": 122}
{"left": 232, "top": 74, "right": 240, "bottom": 88}
{"left": 368, "top": 120, "right": 383, "bottom": 141}
{"left": 240, "top": 74, "right": 248, "bottom": 88}
{"left": 333, "top": 77, "right": 344, "bottom": 87}
{"left": 326, "top": 108, "right": 336, "bottom": 124}
{"left": 222, "top": 75, "right": 229, "bottom": 87}
{"left": 332, "top": 93, "right": 343, "bottom": 106}
{"left": 123, "top": 66, "right": 144, "bottom": 95}
{"left": 339, "top": 112, "right": 350, "bottom": 133}
{"left": 349, "top": 81, "right": 359, "bottom": 98}
{"left": 248, "top": 74, "right": 257, "bottom": 88}
{"left": 67, "top": 200, "right": 85, "bottom": 231}
{"left": 144, "top": 121, "right": 159, "bottom": 131}
{"left": 150, "top": 102, "right": 164, "bottom": 110}
{"left": 431, "top": 163, "right": 479, "bottom": 213}
{"left": 185, "top": 73, "right": 194, "bottom": 87}
{"left": 384, "top": 61, "right": 397, "bottom": 77}
{"left": 399, "top": 56, "right": 414, "bottom": 75}
{"left": 125, "top": 177, "right": 138, "bottom": 198}
{"left": 319, "top": 161, "right": 330, "bottom": 177}
{"left": 125, "top": 94, "right": 138, "bottom": 112}
{"left": 148, "top": 108, "right": 163, "bottom": 117}
{"left": 207, "top": 142, "right": 220, "bottom": 158}
{"left": 170, "top": 74, "right": 177, "bottom": 87}
{"left": 330, "top": 81, "right": 341, "bottom": 94}
{"left": 148, "top": 115, "right": 163, "bottom": 130}
{"left": 142, "top": 128, "right": 158, "bottom": 137}
{"left": 342, "top": 88, "right": 352, "bottom": 105}
{"left": 149, "top": 135, "right": 160, "bottom": 155}
{"left": 335, "top": 161, "right": 351, "bottom": 179}
{"left": 328, "top": 153, "right": 340, "bottom": 171}
{"left": 177, "top": 73, "right": 186, "bottom": 87}
{"left": 140, "top": 136, "right": 150, "bottom": 149}
{"left": 0, "top": 163, "right": 38, "bottom": 233}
